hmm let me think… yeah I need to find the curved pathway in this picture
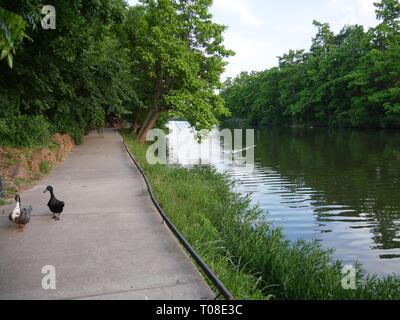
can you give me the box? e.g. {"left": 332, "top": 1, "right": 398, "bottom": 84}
{"left": 0, "top": 129, "right": 213, "bottom": 300}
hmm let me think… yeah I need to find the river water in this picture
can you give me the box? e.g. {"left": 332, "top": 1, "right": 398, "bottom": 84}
{"left": 166, "top": 121, "right": 400, "bottom": 276}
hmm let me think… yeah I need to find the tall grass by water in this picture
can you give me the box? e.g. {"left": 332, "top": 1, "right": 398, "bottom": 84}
{"left": 122, "top": 132, "right": 400, "bottom": 300}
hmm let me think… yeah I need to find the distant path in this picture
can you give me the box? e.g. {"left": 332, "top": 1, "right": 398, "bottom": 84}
{"left": 0, "top": 129, "right": 213, "bottom": 300}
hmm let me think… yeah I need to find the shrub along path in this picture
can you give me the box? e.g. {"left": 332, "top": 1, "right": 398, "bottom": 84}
{"left": 0, "top": 129, "right": 213, "bottom": 300}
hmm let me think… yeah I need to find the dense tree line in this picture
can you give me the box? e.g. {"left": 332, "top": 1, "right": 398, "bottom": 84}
{"left": 0, "top": 0, "right": 231, "bottom": 147}
{"left": 221, "top": 0, "right": 400, "bottom": 129}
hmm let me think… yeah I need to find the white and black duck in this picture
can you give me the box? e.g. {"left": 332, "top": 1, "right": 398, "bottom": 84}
{"left": 9, "top": 194, "right": 32, "bottom": 232}
{"left": 43, "top": 186, "right": 65, "bottom": 220}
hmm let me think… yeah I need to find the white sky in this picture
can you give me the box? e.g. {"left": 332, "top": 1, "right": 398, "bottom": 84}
{"left": 127, "top": 0, "right": 380, "bottom": 79}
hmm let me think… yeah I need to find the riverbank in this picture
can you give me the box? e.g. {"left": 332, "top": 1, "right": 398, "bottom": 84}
{"left": 122, "top": 131, "right": 400, "bottom": 300}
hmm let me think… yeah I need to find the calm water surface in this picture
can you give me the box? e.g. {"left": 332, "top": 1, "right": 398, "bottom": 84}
{"left": 167, "top": 121, "right": 400, "bottom": 276}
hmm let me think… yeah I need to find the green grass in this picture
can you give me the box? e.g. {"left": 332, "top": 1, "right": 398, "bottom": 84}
{"left": 14, "top": 178, "right": 25, "bottom": 188}
{"left": 40, "top": 161, "right": 51, "bottom": 174}
{"left": 0, "top": 199, "right": 9, "bottom": 206}
{"left": 122, "top": 132, "right": 400, "bottom": 300}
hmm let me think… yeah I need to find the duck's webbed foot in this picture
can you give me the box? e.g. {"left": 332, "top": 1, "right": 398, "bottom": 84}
{"left": 18, "top": 225, "right": 24, "bottom": 232}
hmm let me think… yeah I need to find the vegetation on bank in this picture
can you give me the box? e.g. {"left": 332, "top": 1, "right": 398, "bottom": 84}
{"left": 123, "top": 132, "right": 400, "bottom": 300}
{"left": 221, "top": 0, "right": 400, "bottom": 129}
{"left": 0, "top": 134, "right": 74, "bottom": 200}
{"left": 0, "top": 147, "right": 46, "bottom": 199}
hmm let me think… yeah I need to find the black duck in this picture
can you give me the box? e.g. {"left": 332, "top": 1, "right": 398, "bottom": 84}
{"left": 43, "top": 186, "right": 65, "bottom": 220}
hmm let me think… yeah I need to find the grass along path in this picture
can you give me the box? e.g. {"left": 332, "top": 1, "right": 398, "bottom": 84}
{"left": 122, "top": 132, "right": 400, "bottom": 300}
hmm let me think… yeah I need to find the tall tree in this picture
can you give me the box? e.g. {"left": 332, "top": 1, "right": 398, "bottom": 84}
{"left": 128, "top": 0, "right": 233, "bottom": 144}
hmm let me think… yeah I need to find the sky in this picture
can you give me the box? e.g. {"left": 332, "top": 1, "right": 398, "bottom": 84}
{"left": 127, "top": 0, "right": 380, "bottom": 79}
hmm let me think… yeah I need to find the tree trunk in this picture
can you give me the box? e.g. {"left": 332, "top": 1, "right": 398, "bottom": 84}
{"left": 130, "top": 115, "right": 136, "bottom": 133}
{"left": 138, "top": 110, "right": 161, "bottom": 144}
{"left": 130, "top": 116, "right": 140, "bottom": 134}
{"left": 137, "top": 109, "right": 155, "bottom": 137}
{"left": 138, "top": 71, "right": 163, "bottom": 144}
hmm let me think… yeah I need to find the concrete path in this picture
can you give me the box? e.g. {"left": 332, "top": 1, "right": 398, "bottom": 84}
{"left": 0, "top": 129, "right": 214, "bottom": 300}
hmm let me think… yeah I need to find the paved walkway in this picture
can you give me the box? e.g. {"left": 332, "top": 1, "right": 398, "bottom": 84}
{"left": 0, "top": 129, "right": 213, "bottom": 300}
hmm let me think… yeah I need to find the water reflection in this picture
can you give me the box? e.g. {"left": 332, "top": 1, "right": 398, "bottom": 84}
{"left": 167, "top": 122, "right": 400, "bottom": 276}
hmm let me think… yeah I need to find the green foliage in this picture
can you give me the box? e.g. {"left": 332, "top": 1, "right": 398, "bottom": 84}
{"left": 0, "top": 0, "right": 137, "bottom": 146}
{"left": 0, "top": 115, "right": 51, "bottom": 147}
{"left": 126, "top": 0, "right": 234, "bottom": 134}
{"left": 1, "top": 0, "right": 232, "bottom": 146}
{"left": 222, "top": 0, "right": 400, "bottom": 128}
{"left": 0, "top": 7, "right": 27, "bottom": 68}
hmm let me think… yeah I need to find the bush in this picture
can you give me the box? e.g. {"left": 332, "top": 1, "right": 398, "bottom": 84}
{"left": 51, "top": 113, "right": 86, "bottom": 145}
{"left": 0, "top": 115, "right": 51, "bottom": 147}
